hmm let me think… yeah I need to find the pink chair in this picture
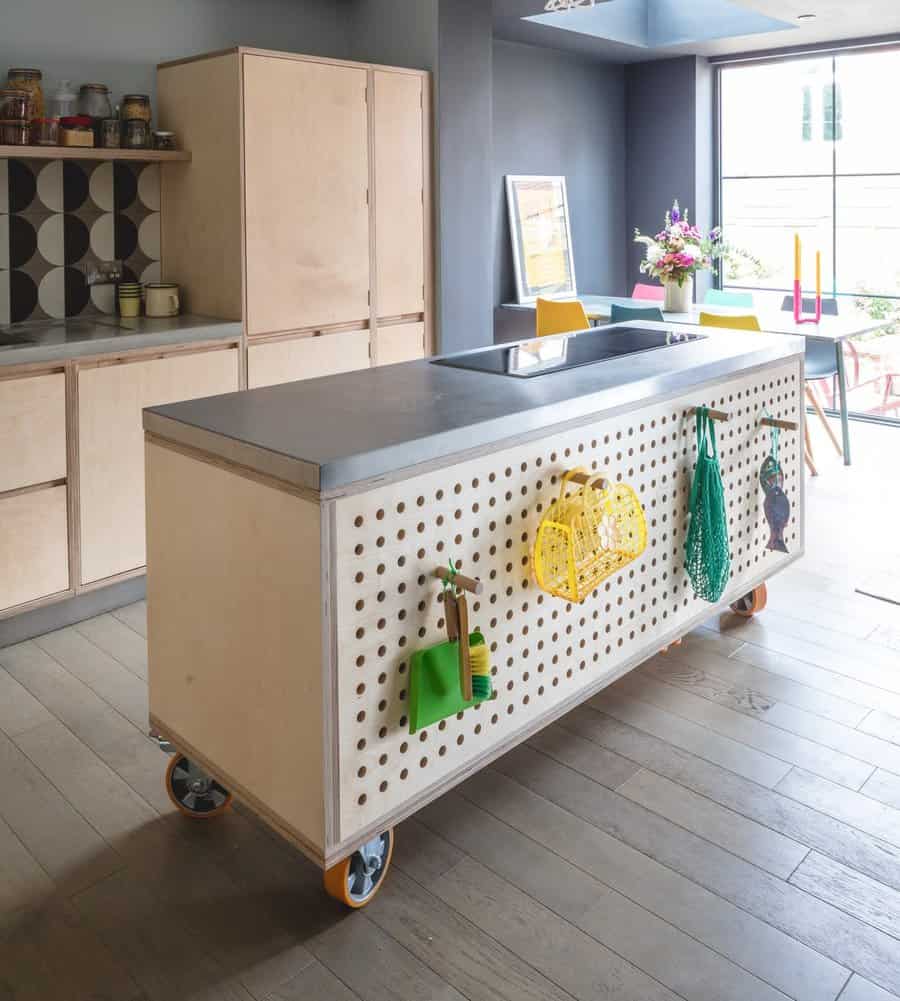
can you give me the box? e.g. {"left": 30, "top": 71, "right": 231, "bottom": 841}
{"left": 632, "top": 283, "right": 665, "bottom": 301}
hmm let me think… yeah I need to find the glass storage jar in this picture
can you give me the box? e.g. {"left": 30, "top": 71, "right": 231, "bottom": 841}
{"left": 7, "top": 68, "right": 43, "bottom": 118}
{"left": 123, "top": 118, "right": 149, "bottom": 149}
{"left": 49, "top": 79, "right": 77, "bottom": 119}
{"left": 31, "top": 117, "right": 59, "bottom": 145}
{"left": 59, "top": 115, "right": 94, "bottom": 147}
{"left": 121, "top": 94, "right": 151, "bottom": 123}
{"left": 100, "top": 117, "right": 120, "bottom": 148}
{"left": 78, "top": 83, "right": 112, "bottom": 118}
{"left": 0, "top": 120, "right": 30, "bottom": 145}
{"left": 0, "top": 89, "right": 28, "bottom": 120}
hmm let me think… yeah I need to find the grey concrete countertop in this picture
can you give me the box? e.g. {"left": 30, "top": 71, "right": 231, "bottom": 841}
{"left": 144, "top": 321, "right": 804, "bottom": 494}
{"left": 0, "top": 314, "right": 242, "bottom": 367}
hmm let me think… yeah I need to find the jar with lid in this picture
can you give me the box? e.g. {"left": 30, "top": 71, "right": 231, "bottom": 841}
{"left": 59, "top": 115, "right": 94, "bottom": 147}
{"left": 121, "top": 94, "right": 151, "bottom": 123}
{"left": 152, "top": 130, "right": 176, "bottom": 151}
{"left": 7, "top": 68, "right": 43, "bottom": 118}
{"left": 123, "top": 117, "right": 149, "bottom": 149}
{"left": 78, "top": 83, "right": 112, "bottom": 144}
{"left": 49, "top": 79, "right": 77, "bottom": 119}
{"left": 0, "top": 89, "right": 28, "bottom": 120}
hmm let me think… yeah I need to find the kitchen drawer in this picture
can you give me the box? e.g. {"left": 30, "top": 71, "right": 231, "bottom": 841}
{"left": 0, "top": 371, "right": 67, "bottom": 493}
{"left": 376, "top": 322, "right": 426, "bottom": 366}
{"left": 0, "top": 485, "right": 69, "bottom": 612}
{"left": 248, "top": 329, "right": 371, "bottom": 389}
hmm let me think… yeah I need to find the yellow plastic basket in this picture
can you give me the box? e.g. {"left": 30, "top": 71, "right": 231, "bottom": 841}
{"left": 533, "top": 468, "right": 647, "bottom": 603}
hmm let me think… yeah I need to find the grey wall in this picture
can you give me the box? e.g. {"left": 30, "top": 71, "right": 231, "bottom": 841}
{"left": 436, "top": 0, "right": 494, "bottom": 353}
{"left": 348, "top": 0, "right": 438, "bottom": 71}
{"left": 625, "top": 55, "right": 715, "bottom": 302}
{"left": 492, "top": 39, "right": 627, "bottom": 308}
{"left": 0, "top": 0, "right": 350, "bottom": 109}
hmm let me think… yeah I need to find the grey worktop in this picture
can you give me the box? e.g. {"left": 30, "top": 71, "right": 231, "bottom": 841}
{"left": 0, "top": 314, "right": 242, "bottom": 367}
{"left": 144, "top": 321, "right": 804, "bottom": 494}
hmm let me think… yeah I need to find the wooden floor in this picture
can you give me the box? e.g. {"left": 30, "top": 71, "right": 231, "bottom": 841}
{"left": 2, "top": 419, "right": 900, "bottom": 1001}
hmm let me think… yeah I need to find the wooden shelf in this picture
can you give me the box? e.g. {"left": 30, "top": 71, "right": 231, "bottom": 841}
{"left": 0, "top": 145, "right": 191, "bottom": 162}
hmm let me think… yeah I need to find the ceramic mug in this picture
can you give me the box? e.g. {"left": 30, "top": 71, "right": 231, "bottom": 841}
{"left": 144, "top": 282, "right": 180, "bottom": 318}
{"left": 118, "top": 293, "right": 141, "bottom": 318}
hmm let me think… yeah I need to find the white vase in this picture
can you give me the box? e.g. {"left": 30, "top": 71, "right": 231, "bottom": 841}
{"left": 663, "top": 276, "right": 693, "bottom": 313}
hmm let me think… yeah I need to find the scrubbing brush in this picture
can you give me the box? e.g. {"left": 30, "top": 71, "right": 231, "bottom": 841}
{"left": 455, "top": 591, "right": 492, "bottom": 702}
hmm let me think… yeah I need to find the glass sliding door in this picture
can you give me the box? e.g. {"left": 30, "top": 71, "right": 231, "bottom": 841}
{"left": 718, "top": 49, "right": 900, "bottom": 422}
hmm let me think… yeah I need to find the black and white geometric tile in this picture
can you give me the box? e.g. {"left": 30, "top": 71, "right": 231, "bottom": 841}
{"left": 0, "top": 158, "right": 160, "bottom": 324}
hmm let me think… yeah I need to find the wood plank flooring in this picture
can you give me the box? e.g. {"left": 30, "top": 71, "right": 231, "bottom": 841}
{"left": 2, "top": 420, "right": 900, "bottom": 1000}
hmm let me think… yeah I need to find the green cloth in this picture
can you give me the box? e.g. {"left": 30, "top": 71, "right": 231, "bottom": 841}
{"left": 684, "top": 407, "right": 732, "bottom": 602}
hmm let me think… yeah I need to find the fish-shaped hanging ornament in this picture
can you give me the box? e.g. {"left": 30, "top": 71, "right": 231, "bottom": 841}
{"left": 760, "top": 416, "right": 790, "bottom": 553}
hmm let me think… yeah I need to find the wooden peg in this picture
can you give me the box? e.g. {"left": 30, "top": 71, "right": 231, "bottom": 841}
{"left": 435, "top": 566, "right": 484, "bottom": 595}
{"left": 760, "top": 416, "right": 798, "bottom": 432}
{"left": 687, "top": 407, "right": 731, "bottom": 423}
{"left": 567, "top": 470, "right": 609, "bottom": 490}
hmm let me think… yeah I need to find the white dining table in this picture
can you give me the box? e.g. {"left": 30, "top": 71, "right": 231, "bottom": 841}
{"left": 501, "top": 294, "right": 892, "bottom": 465}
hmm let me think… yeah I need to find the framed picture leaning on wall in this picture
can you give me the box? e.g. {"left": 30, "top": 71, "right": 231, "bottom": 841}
{"left": 506, "top": 175, "right": 577, "bottom": 304}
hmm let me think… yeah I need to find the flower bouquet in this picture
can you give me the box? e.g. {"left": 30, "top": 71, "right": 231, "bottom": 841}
{"left": 634, "top": 201, "right": 724, "bottom": 312}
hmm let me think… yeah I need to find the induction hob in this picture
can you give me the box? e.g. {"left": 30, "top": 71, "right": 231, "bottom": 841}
{"left": 432, "top": 326, "right": 706, "bottom": 379}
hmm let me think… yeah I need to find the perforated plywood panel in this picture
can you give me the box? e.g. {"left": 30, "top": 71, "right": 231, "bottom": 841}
{"left": 332, "top": 360, "right": 803, "bottom": 841}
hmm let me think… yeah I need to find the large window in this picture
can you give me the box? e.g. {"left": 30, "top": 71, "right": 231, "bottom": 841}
{"left": 718, "top": 50, "right": 900, "bottom": 420}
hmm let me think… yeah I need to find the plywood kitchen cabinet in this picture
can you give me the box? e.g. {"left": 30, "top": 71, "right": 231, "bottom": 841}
{"left": 248, "top": 330, "right": 371, "bottom": 390}
{"left": 243, "top": 57, "right": 370, "bottom": 336}
{"left": 0, "top": 486, "right": 69, "bottom": 612}
{"left": 77, "top": 346, "right": 239, "bottom": 585}
{"left": 373, "top": 70, "right": 426, "bottom": 321}
{"left": 158, "top": 47, "right": 433, "bottom": 372}
{"left": 0, "top": 371, "right": 67, "bottom": 493}
{"left": 375, "top": 322, "right": 426, "bottom": 367}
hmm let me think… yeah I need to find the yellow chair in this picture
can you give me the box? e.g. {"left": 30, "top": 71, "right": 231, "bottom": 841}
{"left": 536, "top": 298, "right": 591, "bottom": 337}
{"left": 698, "top": 312, "right": 761, "bottom": 332}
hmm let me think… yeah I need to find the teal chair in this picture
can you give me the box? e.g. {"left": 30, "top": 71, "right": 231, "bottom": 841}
{"left": 704, "top": 289, "right": 754, "bottom": 308}
{"left": 609, "top": 304, "right": 664, "bottom": 324}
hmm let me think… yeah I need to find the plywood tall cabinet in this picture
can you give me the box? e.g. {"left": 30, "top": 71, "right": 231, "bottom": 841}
{"left": 158, "top": 48, "right": 434, "bottom": 386}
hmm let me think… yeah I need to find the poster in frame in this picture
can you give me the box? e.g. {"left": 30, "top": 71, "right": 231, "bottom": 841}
{"left": 506, "top": 175, "right": 577, "bottom": 304}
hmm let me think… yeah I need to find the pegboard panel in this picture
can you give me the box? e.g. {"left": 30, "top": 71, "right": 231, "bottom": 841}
{"left": 332, "top": 359, "right": 803, "bottom": 841}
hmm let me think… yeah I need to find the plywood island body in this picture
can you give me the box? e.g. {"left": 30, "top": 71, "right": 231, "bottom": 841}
{"left": 143, "top": 322, "right": 805, "bottom": 904}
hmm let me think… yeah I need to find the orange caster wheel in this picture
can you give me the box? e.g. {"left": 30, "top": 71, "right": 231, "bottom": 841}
{"left": 165, "top": 754, "right": 232, "bottom": 819}
{"left": 660, "top": 638, "right": 683, "bottom": 654}
{"left": 730, "top": 583, "right": 767, "bottom": 618}
{"left": 324, "top": 830, "right": 393, "bottom": 908}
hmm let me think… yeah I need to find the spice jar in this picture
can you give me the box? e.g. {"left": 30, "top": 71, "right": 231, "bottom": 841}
{"left": 78, "top": 83, "right": 112, "bottom": 119}
{"left": 100, "top": 117, "right": 120, "bottom": 148}
{"left": 7, "top": 68, "right": 43, "bottom": 118}
{"left": 59, "top": 115, "right": 94, "bottom": 147}
{"left": 123, "top": 118, "right": 149, "bottom": 149}
{"left": 121, "top": 94, "right": 151, "bottom": 123}
{"left": 0, "top": 89, "right": 28, "bottom": 120}
{"left": 152, "top": 130, "right": 176, "bottom": 150}
{"left": 0, "top": 120, "right": 30, "bottom": 145}
{"left": 31, "top": 117, "right": 59, "bottom": 146}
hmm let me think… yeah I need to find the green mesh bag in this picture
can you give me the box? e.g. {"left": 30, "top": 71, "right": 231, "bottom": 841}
{"left": 684, "top": 407, "right": 731, "bottom": 602}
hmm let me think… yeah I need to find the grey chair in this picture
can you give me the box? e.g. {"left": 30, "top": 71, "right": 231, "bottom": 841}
{"left": 609, "top": 304, "right": 664, "bottom": 325}
{"left": 780, "top": 296, "right": 849, "bottom": 472}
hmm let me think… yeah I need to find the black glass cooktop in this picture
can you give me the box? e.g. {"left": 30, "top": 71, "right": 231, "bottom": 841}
{"left": 432, "top": 326, "right": 705, "bottom": 379}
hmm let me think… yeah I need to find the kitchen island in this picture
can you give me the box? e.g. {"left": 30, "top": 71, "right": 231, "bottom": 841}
{"left": 143, "top": 321, "right": 805, "bottom": 906}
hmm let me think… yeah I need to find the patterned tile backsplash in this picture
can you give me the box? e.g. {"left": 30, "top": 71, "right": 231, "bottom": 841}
{"left": 0, "top": 158, "right": 160, "bottom": 325}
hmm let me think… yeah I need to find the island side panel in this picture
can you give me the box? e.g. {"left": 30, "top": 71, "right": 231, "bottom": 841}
{"left": 332, "top": 358, "right": 803, "bottom": 849}
{"left": 145, "top": 438, "right": 327, "bottom": 859}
